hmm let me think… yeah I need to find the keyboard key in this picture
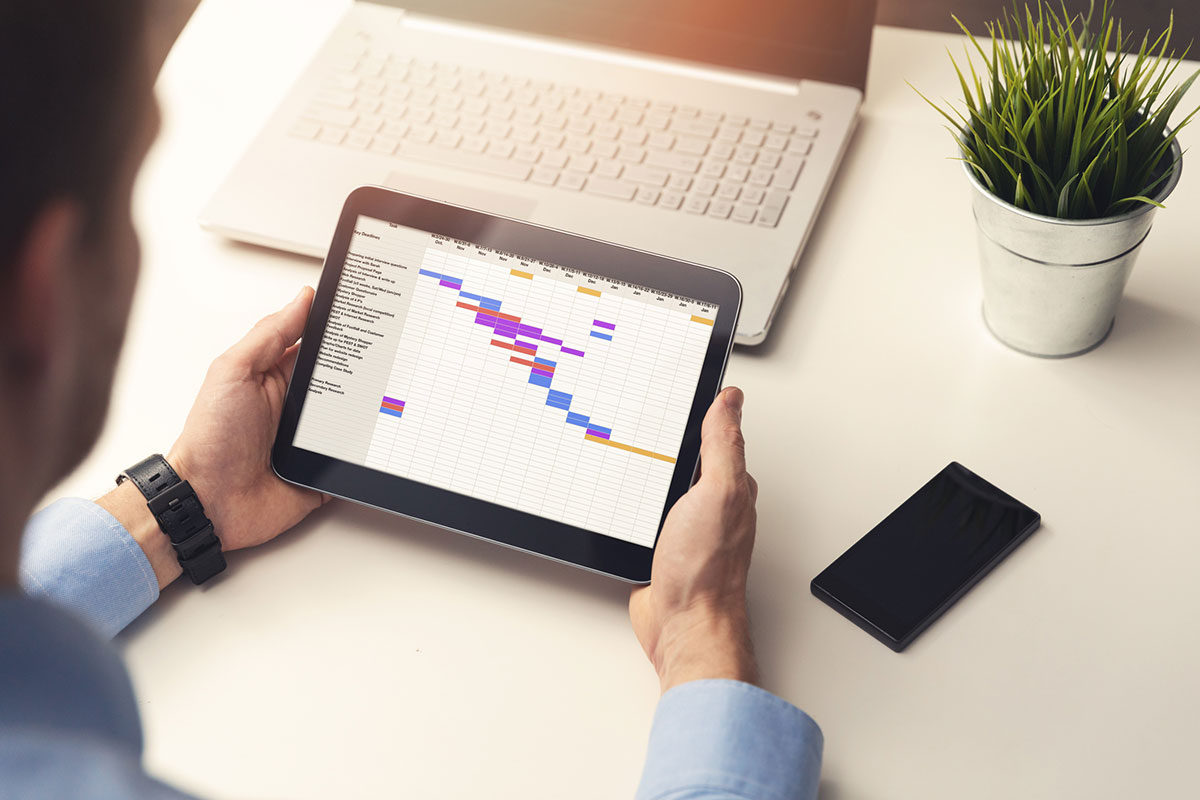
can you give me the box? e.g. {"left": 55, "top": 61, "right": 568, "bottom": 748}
{"left": 683, "top": 196, "right": 709, "bottom": 214}
{"left": 757, "top": 197, "right": 787, "bottom": 227}
{"left": 647, "top": 131, "right": 676, "bottom": 150}
{"left": 795, "top": 125, "right": 819, "bottom": 138}
{"left": 406, "top": 124, "right": 435, "bottom": 143}
{"left": 624, "top": 164, "right": 669, "bottom": 187}
{"left": 537, "top": 130, "right": 565, "bottom": 148}
{"left": 289, "top": 120, "right": 321, "bottom": 139}
{"left": 584, "top": 176, "right": 636, "bottom": 200}
{"left": 302, "top": 106, "right": 357, "bottom": 127}
{"left": 345, "top": 131, "right": 372, "bottom": 149}
{"left": 711, "top": 142, "right": 735, "bottom": 160}
{"left": 567, "top": 154, "right": 597, "bottom": 173}
{"left": 382, "top": 120, "right": 410, "bottom": 137}
{"left": 708, "top": 200, "right": 733, "bottom": 219}
{"left": 757, "top": 151, "right": 781, "bottom": 169}
{"left": 643, "top": 113, "right": 671, "bottom": 131}
{"left": 369, "top": 135, "right": 398, "bottom": 155}
{"left": 726, "top": 114, "right": 749, "bottom": 126}
{"left": 565, "top": 98, "right": 590, "bottom": 115}
{"left": 749, "top": 168, "right": 773, "bottom": 186}
{"left": 651, "top": 101, "right": 675, "bottom": 114}
{"left": 530, "top": 166, "right": 559, "bottom": 185}
{"left": 749, "top": 117, "right": 771, "bottom": 130}
{"left": 645, "top": 150, "right": 701, "bottom": 173}
{"left": 726, "top": 164, "right": 751, "bottom": 182}
{"left": 433, "top": 130, "right": 462, "bottom": 148}
{"left": 355, "top": 97, "right": 382, "bottom": 115}
{"left": 326, "top": 73, "right": 360, "bottom": 91}
{"left": 716, "top": 183, "right": 741, "bottom": 201}
{"left": 589, "top": 102, "right": 618, "bottom": 120}
{"left": 594, "top": 159, "right": 623, "bottom": 179}
{"left": 617, "top": 145, "right": 647, "bottom": 163}
{"left": 514, "top": 145, "right": 542, "bottom": 163}
{"left": 591, "top": 140, "right": 619, "bottom": 159}
{"left": 313, "top": 90, "right": 356, "bottom": 109}
{"left": 484, "top": 120, "right": 512, "bottom": 138}
{"left": 616, "top": 107, "right": 643, "bottom": 125}
{"left": 559, "top": 171, "right": 587, "bottom": 191}
{"left": 458, "top": 116, "right": 485, "bottom": 135}
{"left": 514, "top": 108, "right": 541, "bottom": 126}
{"left": 408, "top": 107, "right": 433, "bottom": 123}
{"left": 741, "top": 186, "right": 765, "bottom": 205}
{"left": 487, "top": 103, "right": 515, "bottom": 120}
{"left": 358, "top": 115, "right": 384, "bottom": 133}
{"left": 716, "top": 125, "right": 742, "bottom": 143}
{"left": 564, "top": 134, "right": 591, "bottom": 153}
{"left": 700, "top": 110, "right": 724, "bottom": 123}
{"left": 487, "top": 139, "right": 515, "bottom": 158}
{"left": 675, "top": 136, "right": 709, "bottom": 156}
{"left": 595, "top": 122, "right": 622, "bottom": 140}
{"left": 701, "top": 161, "right": 726, "bottom": 179}
{"left": 384, "top": 84, "right": 412, "bottom": 101}
{"left": 764, "top": 133, "right": 789, "bottom": 151}
{"left": 628, "top": 96, "right": 651, "bottom": 108}
{"left": 773, "top": 122, "right": 796, "bottom": 133}
{"left": 317, "top": 126, "right": 348, "bottom": 144}
{"left": 741, "top": 130, "right": 766, "bottom": 147}
{"left": 462, "top": 135, "right": 488, "bottom": 153}
{"left": 540, "top": 112, "right": 568, "bottom": 130}
{"left": 435, "top": 93, "right": 462, "bottom": 110}
{"left": 787, "top": 138, "right": 813, "bottom": 156}
{"left": 462, "top": 97, "right": 488, "bottom": 115}
{"left": 678, "top": 105, "right": 701, "bottom": 118}
{"left": 565, "top": 117, "right": 594, "bottom": 135}
{"left": 774, "top": 157, "right": 805, "bottom": 189}
{"left": 541, "top": 149, "right": 569, "bottom": 168}
{"left": 694, "top": 178, "right": 719, "bottom": 197}
{"left": 667, "top": 173, "right": 692, "bottom": 192}
{"left": 730, "top": 204, "right": 757, "bottom": 223}
{"left": 512, "top": 126, "right": 538, "bottom": 143}
{"left": 635, "top": 186, "right": 661, "bottom": 205}
{"left": 670, "top": 118, "right": 718, "bottom": 138}
{"left": 658, "top": 190, "right": 685, "bottom": 210}
{"left": 432, "top": 111, "right": 459, "bottom": 128}
{"left": 393, "top": 143, "right": 535, "bottom": 183}
{"left": 732, "top": 147, "right": 757, "bottom": 165}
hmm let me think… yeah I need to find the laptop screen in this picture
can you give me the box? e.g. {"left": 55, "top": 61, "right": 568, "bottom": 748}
{"left": 385, "top": 0, "right": 876, "bottom": 89}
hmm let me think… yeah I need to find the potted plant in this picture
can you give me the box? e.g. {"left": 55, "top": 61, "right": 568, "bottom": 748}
{"left": 918, "top": 1, "right": 1197, "bottom": 357}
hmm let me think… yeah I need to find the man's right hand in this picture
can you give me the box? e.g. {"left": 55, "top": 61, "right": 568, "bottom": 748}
{"left": 629, "top": 386, "right": 760, "bottom": 693}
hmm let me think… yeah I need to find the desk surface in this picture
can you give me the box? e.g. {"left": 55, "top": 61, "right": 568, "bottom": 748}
{"left": 50, "top": 2, "right": 1200, "bottom": 798}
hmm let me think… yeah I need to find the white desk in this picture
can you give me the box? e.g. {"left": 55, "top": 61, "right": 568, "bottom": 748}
{"left": 50, "top": 2, "right": 1200, "bottom": 797}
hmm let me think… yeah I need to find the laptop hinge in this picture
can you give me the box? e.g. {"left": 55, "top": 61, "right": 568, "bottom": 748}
{"left": 398, "top": 13, "right": 801, "bottom": 96}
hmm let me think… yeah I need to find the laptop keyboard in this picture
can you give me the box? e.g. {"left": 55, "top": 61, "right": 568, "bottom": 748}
{"left": 289, "top": 41, "right": 819, "bottom": 227}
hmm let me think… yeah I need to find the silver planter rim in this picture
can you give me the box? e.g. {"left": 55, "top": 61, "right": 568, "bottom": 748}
{"left": 958, "top": 132, "right": 1182, "bottom": 228}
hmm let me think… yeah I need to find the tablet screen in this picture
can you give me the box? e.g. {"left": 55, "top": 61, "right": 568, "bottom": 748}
{"left": 292, "top": 215, "right": 718, "bottom": 547}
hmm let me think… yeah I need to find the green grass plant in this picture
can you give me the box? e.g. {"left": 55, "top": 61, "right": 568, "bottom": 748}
{"left": 916, "top": 1, "right": 1199, "bottom": 219}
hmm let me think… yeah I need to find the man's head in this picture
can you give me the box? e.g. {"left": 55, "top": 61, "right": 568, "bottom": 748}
{"left": 0, "top": 0, "right": 157, "bottom": 504}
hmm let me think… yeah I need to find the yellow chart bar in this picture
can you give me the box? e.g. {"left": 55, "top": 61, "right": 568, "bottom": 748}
{"left": 690, "top": 314, "right": 715, "bottom": 326}
{"left": 585, "top": 434, "right": 677, "bottom": 464}
{"left": 510, "top": 269, "right": 533, "bottom": 279}
{"left": 577, "top": 286, "right": 602, "bottom": 297}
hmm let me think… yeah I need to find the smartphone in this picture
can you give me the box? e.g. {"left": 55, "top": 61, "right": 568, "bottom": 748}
{"left": 811, "top": 462, "right": 1040, "bottom": 652}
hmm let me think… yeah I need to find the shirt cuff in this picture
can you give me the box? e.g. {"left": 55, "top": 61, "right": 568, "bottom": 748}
{"left": 19, "top": 498, "right": 159, "bottom": 639}
{"left": 636, "top": 679, "right": 823, "bottom": 800}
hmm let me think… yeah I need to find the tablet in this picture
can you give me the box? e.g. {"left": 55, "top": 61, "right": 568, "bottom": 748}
{"left": 272, "top": 187, "right": 741, "bottom": 582}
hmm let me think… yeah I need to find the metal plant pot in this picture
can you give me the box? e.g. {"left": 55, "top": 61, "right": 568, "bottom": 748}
{"left": 963, "top": 137, "right": 1182, "bottom": 357}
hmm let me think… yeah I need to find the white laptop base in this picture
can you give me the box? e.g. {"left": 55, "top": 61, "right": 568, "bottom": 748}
{"left": 200, "top": 3, "right": 860, "bottom": 345}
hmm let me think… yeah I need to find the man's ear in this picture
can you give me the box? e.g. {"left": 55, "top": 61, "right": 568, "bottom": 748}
{"left": 2, "top": 201, "right": 82, "bottom": 378}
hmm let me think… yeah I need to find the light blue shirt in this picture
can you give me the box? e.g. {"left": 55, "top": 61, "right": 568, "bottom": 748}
{"left": 3, "top": 498, "right": 823, "bottom": 799}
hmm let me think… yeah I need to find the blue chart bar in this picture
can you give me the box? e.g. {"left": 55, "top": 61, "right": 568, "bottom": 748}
{"left": 459, "top": 291, "right": 482, "bottom": 302}
{"left": 546, "top": 390, "right": 572, "bottom": 410}
{"left": 529, "top": 373, "right": 553, "bottom": 388}
{"left": 379, "top": 407, "right": 404, "bottom": 419}
{"left": 419, "top": 269, "right": 443, "bottom": 279}
{"left": 590, "top": 331, "right": 613, "bottom": 341}
{"left": 479, "top": 297, "right": 503, "bottom": 311}
{"left": 565, "top": 412, "right": 590, "bottom": 427}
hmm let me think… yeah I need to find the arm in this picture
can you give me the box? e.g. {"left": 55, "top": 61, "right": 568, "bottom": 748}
{"left": 20, "top": 288, "right": 327, "bottom": 635}
{"left": 631, "top": 387, "right": 823, "bottom": 800}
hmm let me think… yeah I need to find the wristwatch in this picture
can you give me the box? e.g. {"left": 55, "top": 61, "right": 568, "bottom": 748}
{"left": 117, "top": 454, "right": 226, "bottom": 585}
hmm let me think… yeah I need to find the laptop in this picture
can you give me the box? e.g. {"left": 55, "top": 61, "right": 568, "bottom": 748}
{"left": 200, "top": 0, "right": 876, "bottom": 345}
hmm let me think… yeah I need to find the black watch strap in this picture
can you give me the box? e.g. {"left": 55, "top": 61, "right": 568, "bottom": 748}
{"left": 117, "top": 455, "right": 226, "bottom": 585}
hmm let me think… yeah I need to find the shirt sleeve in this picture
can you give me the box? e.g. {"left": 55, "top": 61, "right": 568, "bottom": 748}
{"left": 19, "top": 498, "right": 159, "bottom": 639}
{"left": 636, "top": 679, "right": 823, "bottom": 800}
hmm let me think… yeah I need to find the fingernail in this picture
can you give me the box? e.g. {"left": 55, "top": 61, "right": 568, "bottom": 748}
{"left": 291, "top": 286, "right": 309, "bottom": 304}
{"left": 725, "top": 386, "right": 744, "bottom": 415}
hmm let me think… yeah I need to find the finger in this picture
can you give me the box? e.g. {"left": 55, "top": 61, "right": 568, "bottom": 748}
{"left": 698, "top": 386, "right": 747, "bottom": 483}
{"left": 277, "top": 341, "right": 302, "bottom": 384}
{"left": 226, "top": 286, "right": 314, "bottom": 374}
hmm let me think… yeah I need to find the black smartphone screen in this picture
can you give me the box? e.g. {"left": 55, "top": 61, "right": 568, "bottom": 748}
{"left": 811, "top": 462, "right": 1040, "bottom": 651}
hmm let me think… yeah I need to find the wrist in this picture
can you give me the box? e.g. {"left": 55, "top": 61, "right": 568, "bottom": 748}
{"left": 97, "top": 479, "right": 182, "bottom": 590}
{"left": 654, "top": 608, "right": 758, "bottom": 693}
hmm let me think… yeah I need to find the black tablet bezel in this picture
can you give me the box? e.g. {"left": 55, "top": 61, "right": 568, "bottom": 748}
{"left": 272, "top": 186, "right": 741, "bottom": 583}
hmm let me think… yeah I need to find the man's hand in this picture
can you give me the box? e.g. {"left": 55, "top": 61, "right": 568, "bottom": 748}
{"left": 629, "top": 386, "right": 759, "bottom": 693}
{"left": 100, "top": 287, "right": 328, "bottom": 588}
{"left": 166, "top": 286, "right": 328, "bottom": 554}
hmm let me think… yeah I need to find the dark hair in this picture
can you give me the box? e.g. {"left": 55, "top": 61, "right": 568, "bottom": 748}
{"left": 0, "top": 0, "right": 147, "bottom": 266}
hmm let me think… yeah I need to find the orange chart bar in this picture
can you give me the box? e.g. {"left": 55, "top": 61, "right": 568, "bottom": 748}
{"left": 577, "top": 286, "right": 602, "bottom": 297}
{"left": 584, "top": 433, "right": 677, "bottom": 464}
{"left": 510, "top": 269, "right": 533, "bottom": 279}
{"left": 690, "top": 314, "right": 715, "bottom": 326}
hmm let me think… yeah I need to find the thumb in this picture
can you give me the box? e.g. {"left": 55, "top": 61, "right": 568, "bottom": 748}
{"left": 698, "top": 386, "right": 747, "bottom": 483}
{"left": 227, "top": 286, "right": 314, "bottom": 374}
